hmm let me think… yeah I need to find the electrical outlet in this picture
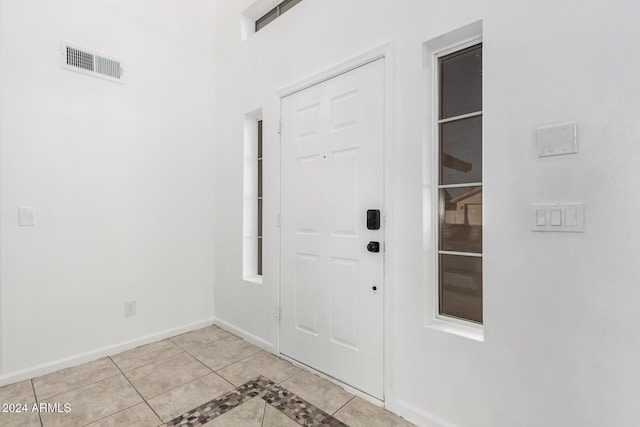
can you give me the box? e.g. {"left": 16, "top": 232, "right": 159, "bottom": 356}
{"left": 125, "top": 300, "right": 136, "bottom": 317}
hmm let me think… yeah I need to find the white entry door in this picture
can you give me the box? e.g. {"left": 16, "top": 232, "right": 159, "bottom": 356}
{"left": 280, "top": 58, "right": 384, "bottom": 400}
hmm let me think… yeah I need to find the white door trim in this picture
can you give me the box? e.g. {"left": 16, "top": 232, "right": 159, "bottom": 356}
{"left": 275, "top": 41, "right": 396, "bottom": 406}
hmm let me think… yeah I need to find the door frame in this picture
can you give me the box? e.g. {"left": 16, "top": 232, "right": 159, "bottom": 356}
{"left": 274, "top": 41, "right": 396, "bottom": 405}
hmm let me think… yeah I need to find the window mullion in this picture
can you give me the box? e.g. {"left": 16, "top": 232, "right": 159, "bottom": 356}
{"left": 438, "top": 111, "right": 482, "bottom": 124}
{"left": 439, "top": 182, "right": 482, "bottom": 189}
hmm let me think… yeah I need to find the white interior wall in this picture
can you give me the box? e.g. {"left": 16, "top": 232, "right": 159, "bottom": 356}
{"left": 0, "top": 1, "right": 638, "bottom": 425}
{"left": 213, "top": 1, "right": 640, "bottom": 426}
{"left": 0, "top": 0, "right": 217, "bottom": 382}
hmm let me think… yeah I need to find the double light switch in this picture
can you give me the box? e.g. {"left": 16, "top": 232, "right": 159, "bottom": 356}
{"left": 532, "top": 203, "right": 583, "bottom": 232}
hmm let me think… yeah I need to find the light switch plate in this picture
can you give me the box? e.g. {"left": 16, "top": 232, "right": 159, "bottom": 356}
{"left": 18, "top": 207, "right": 36, "bottom": 226}
{"left": 531, "top": 202, "right": 584, "bottom": 232}
{"left": 536, "top": 122, "right": 578, "bottom": 157}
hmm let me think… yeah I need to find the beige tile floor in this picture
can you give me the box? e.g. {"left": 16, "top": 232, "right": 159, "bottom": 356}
{"left": 0, "top": 325, "right": 414, "bottom": 427}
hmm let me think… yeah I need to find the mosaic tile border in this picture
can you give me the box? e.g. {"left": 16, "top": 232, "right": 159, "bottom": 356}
{"left": 167, "top": 375, "right": 348, "bottom": 427}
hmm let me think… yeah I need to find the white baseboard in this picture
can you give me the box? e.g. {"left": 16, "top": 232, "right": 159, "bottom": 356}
{"left": 213, "top": 318, "right": 274, "bottom": 353}
{"left": 391, "top": 399, "right": 459, "bottom": 427}
{"left": 0, "top": 317, "right": 215, "bottom": 387}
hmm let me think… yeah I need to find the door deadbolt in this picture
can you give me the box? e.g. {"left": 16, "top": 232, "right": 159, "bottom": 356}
{"left": 367, "top": 209, "right": 381, "bottom": 230}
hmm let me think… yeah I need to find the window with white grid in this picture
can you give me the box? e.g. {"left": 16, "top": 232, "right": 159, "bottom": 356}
{"left": 436, "top": 43, "right": 483, "bottom": 324}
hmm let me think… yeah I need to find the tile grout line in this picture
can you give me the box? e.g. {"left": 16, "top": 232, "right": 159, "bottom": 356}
{"left": 177, "top": 345, "right": 218, "bottom": 377}
{"left": 111, "top": 325, "right": 227, "bottom": 374}
{"left": 167, "top": 326, "right": 231, "bottom": 354}
{"left": 210, "top": 349, "right": 266, "bottom": 374}
{"left": 144, "top": 369, "right": 231, "bottom": 410}
{"left": 183, "top": 340, "right": 263, "bottom": 373}
{"left": 29, "top": 379, "right": 44, "bottom": 427}
{"left": 139, "top": 362, "right": 213, "bottom": 402}
{"left": 107, "top": 356, "right": 164, "bottom": 425}
{"left": 214, "top": 371, "right": 242, "bottom": 389}
{"left": 331, "top": 396, "right": 356, "bottom": 416}
{"left": 108, "top": 331, "right": 243, "bottom": 416}
{"left": 79, "top": 403, "right": 138, "bottom": 427}
{"left": 203, "top": 370, "right": 237, "bottom": 391}
{"left": 276, "top": 366, "right": 302, "bottom": 385}
{"left": 172, "top": 331, "right": 238, "bottom": 355}
{"left": 34, "top": 370, "right": 122, "bottom": 403}
{"left": 114, "top": 350, "right": 215, "bottom": 402}
{"left": 202, "top": 350, "right": 301, "bottom": 388}
{"left": 205, "top": 350, "right": 268, "bottom": 385}
{"left": 261, "top": 399, "right": 267, "bottom": 427}
{"left": 112, "top": 341, "right": 186, "bottom": 375}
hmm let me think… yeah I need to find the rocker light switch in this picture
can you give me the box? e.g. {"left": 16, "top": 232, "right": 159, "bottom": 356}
{"left": 531, "top": 203, "right": 584, "bottom": 232}
{"left": 565, "top": 209, "right": 578, "bottom": 227}
{"left": 18, "top": 207, "right": 36, "bottom": 226}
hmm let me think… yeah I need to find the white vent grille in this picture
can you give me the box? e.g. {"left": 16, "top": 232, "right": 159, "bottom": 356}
{"left": 61, "top": 42, "right": 123, "bottom": 83}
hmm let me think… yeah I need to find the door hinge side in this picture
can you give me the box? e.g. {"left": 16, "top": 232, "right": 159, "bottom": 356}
{"left": 278, "top": 120, "right": 282, "bottom": 134}
{"left": 276, "top": 212, "right": 281, "bottom": 227}
{"left": 276, "top": 305, "right": 281, "bottom": 320}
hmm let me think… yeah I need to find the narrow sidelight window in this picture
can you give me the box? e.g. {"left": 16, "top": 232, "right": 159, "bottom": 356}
{"left": 242, "top": 110, "right": 263, "bottom": 282}
{"left": 257, "top": 120, "right": 263, "bottom": 276}
{"left": 437, "top": 44, "right": 483, "bottom": 324}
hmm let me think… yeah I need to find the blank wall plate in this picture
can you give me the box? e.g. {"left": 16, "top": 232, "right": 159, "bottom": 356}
{"left": 536, "top": 122, "right": 578, "bottom": 157}
{"left": 18, "top": 207, "right": 36, "bottom": 226}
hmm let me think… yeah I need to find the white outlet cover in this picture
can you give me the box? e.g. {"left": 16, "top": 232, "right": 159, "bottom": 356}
{"left": 18, "top": 207, "right": 36, "bottom": 226}
{"left": 536, "top": 122, "right": 578, "bottom": 157}
{"left": 125, "top": 301, "right": 136, "bottom": 317}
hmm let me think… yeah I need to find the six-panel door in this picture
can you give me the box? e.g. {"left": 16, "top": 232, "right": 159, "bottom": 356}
{"left": 280, "top": 58, "right": 385, "bottom": 400}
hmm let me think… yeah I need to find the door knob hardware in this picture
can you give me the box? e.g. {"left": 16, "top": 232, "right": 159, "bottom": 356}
{"left": 367, "top": 241, "right": 380, "bottom": 253}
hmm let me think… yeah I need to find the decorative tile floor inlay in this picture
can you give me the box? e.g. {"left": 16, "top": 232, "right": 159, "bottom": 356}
{"left": 167, "top": 376, "right": 348, "bottom": 427}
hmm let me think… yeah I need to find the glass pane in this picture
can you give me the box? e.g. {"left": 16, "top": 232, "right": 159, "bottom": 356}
{"left": 440, "top": 44, "right": 482, "bottom": 119}
{"left": 257, "top": 120, "right": 263, "bottom": 159}
{"left": 255, "top": 7, "right": 278, "bottom": 32}
{"left": 258, "top": 159, "right": 263, "bottom": 198}
{"left": 440, "top": 116, "right": 482, "bottom": 185}
{"left": 257, "top": 237, "right": 263, "bottom": 276}
{"left": 258, "top": 198, "right": 263, "bottom": 237}
{"left": 280, "top": 0, "right": 303, "bottom": 14}
{"left": 440, "top": 187, "right": 482, "bottom": 253}
{"left": 439, "top": 254, "right": 482, "bottom": 323}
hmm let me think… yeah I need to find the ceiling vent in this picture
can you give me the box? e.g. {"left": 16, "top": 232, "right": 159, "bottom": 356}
{"left": 61, "top": 42, "right": 124, "bottom": 84}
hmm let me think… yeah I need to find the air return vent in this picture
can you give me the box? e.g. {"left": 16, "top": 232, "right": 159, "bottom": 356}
{"left": 61, "top": 42, "right": 124, "bottom": 83}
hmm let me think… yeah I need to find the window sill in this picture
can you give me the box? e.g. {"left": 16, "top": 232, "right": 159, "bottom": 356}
{"left": 243, "top": 275, "right": 263, "bottom": 285}
{"left": 426, "top": 318, "right": 484, "bottom": 342}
